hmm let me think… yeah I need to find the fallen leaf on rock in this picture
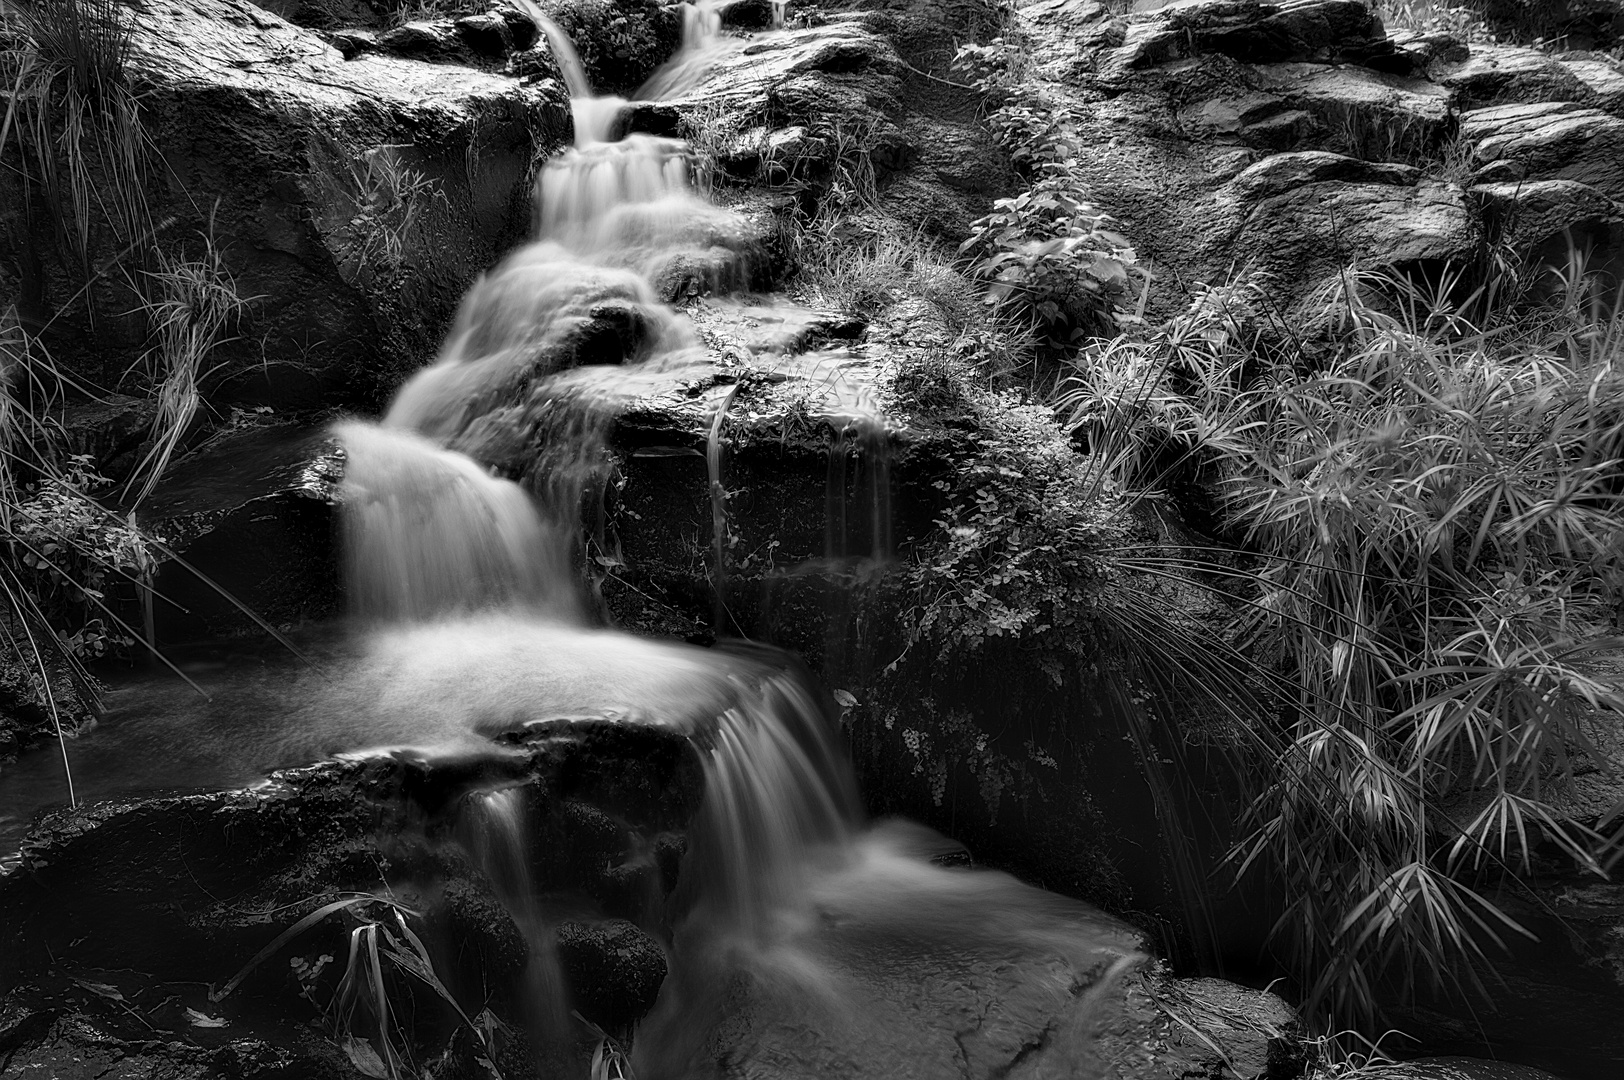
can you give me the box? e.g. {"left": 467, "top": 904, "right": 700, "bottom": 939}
{"left": 184, "top": 1007, "right": 230, "bottom": 1028}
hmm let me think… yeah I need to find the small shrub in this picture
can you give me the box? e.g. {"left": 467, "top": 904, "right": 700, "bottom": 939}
{"left": 348, "top": 148, "right": 446, "bottom": 278}
{"left": 952, "top": 46, "right": 1144, "bottom": 344}
{"left": 960, "top": 176, "right": 1142, "bottom": 343}
{"left": 12, "top": 455, "right": 146, "bottom": 660}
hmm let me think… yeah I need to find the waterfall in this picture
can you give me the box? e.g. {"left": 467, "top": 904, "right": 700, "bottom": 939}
{"left": 335, "top": 422, "right": 580, "bottom": 623}
{"left": 320, "top": 7, "right": 1138, "bottom": 1071}
{"left": 465, "top": 787, "right": 572, "bottom": 1044}
{"left": 637, "top": 0, "right": 736, "bottom": 101}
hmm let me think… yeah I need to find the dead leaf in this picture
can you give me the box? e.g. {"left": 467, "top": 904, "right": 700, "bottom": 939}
{"left": 184, "top": 1007, "right": 230, "bottom": 1028}
{"left": 70, "top": 978, "right": 124, "bottom": 1002}
{"left": 343, "top": 1036, "right": 389, "bottom": 1079}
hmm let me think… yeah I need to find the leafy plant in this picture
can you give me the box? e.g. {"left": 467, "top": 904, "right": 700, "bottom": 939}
{"left": 13, "top": 454, "right": 145, "bottom": 659}
{"left": 961, "top": 176, "right": 1143, "bottom": 342}
{"left": 314, "top": 142, "right": 447, "bottom": 283}
{"left": 896, "top": 388, "right": 1115, "bottom": 659}
{"left": 950, "top": 82, "right": 1144, "bottom": 343}
{"left": 217, "top": 894, "right": 506, "bottom": 1080}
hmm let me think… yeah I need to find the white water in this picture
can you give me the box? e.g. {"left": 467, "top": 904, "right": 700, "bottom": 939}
{"left": 637, "top": 0, "right": 735, "bottom": 101}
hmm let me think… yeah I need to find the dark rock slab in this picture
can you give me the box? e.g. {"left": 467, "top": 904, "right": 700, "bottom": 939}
{"left": 1458, "top": 0, "right": 1624, "bottom": 50}
{"left": 1214, "top": 151, "right": 1479, "bottom": 273}
{"left": 130, "top": 421, "right": 342, "bottom": 640}
{"left": 1097, "top": 0, "right": 1394, "bottom": 79}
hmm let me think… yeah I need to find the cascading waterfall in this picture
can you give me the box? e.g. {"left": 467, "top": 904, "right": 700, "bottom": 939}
{"left": 323, "top": 4, "right": 1136, "bottom": 1070}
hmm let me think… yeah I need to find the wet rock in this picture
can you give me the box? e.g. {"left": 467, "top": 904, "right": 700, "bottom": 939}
{"left": 718, "top": 0, "right": 776, "bottom": 30}
{"left": 134, "top": 421, "right": 342, "bottom": 641}
{"left": 255, "top": 0, "right": 380, "bottom": 31}
{"left": 556, "top": 918, "right": 668, "bottom": 1028}
{"left": 426, "top": 874, "right": 531, "bottom": 986}
{"left": 1460, "top": 101, "right": 1624, "bottom": 201}
{"left": 0, "top": 1010, "right": 357, "bottom": 1079}
{"left": 329, "top": 27, "right": 379, "bottom": 57}
{"left": 58, "top": 394, "right": 160, "bottom": 484}
{"left": 457, "top": 11, "right": 519, "bottom": 56}
{"left": 1099, "top": 976, "right": 1305, "bottom": 1079}
{"left": 1380, "top": 1058, "right": 1572, "bottom": 1079}
{"left": 0, "top": 655, "right": 99, "bottom": 774}
{"left": 378, "top": 19, "right": 465, "bottom": 60}
{"left": 1, "top": 720, "right": 703, "bottom": 995}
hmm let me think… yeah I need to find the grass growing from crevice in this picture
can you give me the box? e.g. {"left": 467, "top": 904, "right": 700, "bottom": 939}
{"left": 121, "top": 227, "right": 253, "bottom": 507}
{"left": 8, "top": 0, "right": 153, "bottom": 315}
{"left": 216, "top": 893, "right": 509, "bottom": 1080}
{"left": 1055, "top": 254, "right": 1624, "bottom": 1033}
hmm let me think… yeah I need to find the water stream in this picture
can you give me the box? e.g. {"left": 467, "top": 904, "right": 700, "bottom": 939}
{"left": 0, "top": 6, "right": 1140, "bottom": 1072}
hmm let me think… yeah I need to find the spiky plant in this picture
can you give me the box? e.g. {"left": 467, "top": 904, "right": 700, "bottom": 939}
{"left": 11, "top": 0, "right": 151, "bottom": 306}
{"left": 1059, "top": 259, "right": 1624, "bottom": 1032}
{"left": 122, "top": 229, "right": 251, "bottom": 507}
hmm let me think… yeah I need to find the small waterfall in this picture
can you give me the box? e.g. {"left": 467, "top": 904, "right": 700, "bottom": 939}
{"left": 771, "top": 0, "right": 787, "bottom": 30}
{"left": 465, "top": 787, "right": 572, "bottom": 1044}
{"left": 336, "top": 421, "right": 579, "bottom": 623}
{"left": 637, "top": 0, "right": 735, "bottom": 101}
{"left": 514, "top": 0, "right": 627, "bottom": 145}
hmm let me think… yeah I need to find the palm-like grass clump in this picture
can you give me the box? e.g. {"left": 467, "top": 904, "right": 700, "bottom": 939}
{"left": 1061, "top": 260, "right": 1624, "bottom": 1031}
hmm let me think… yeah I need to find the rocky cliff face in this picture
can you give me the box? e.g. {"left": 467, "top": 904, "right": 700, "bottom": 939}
{"left": 1007, "top": 0, "right": 1623, "bottom": 322}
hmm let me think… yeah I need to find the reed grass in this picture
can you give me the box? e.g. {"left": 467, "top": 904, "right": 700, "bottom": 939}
{"left": 9, "top": 0, "right": 151, "bottom": 310}
{"left": 1060, "top": 255, "right": 1624, "bottom": 1031}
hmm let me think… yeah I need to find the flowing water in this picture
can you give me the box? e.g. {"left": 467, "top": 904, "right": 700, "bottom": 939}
{"left": 0, "top": 6, "right": 1140, "bottom": 1073}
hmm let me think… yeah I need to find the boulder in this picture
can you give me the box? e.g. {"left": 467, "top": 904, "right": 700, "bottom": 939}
{"left": 132, "top": 421, "right": 342, "bottom": 641}
{"left": 1378, "top": 1061, "right": 1569, "bottom": 1080}
{"left": 531, "top": 0, "right": 684, "bottom": 94}
{"left": 556, "top": 918, "right": 669, "bottom": 1028}
{"left": 1430, "top": 42, "right": 1600, "bottom": 108}
{"left": 3, "top": 0, "right": 571, "bottom": 410}
{"left": 1096, "top": 0, "right": 1396, "bottom": 80}
{"left": 1557, "top": 52, "right": 1624, "bottom": 115}
{"left": 1470, "top": 178, "right": 1624, "bottom": 254}
{"left": 1460, "top": 101, "right": 1624, "bottom": 201}
{"left": 1214, "top": 152, "right": 1480, "bottom": 280}
{"left": 1250, "top": 61, "right": 1454, "bottom": 147}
